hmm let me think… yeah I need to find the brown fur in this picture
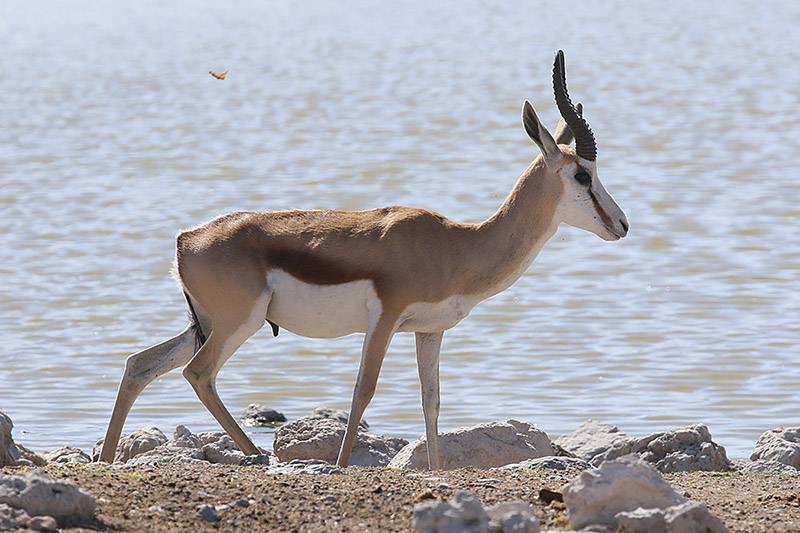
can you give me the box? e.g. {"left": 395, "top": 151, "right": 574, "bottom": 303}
{"left": 175, "top": 155, "right": 564, "bottom": 318}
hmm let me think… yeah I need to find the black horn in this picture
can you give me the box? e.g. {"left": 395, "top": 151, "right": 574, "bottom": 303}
{"left": 552, "top": 50, "right": 596, "bottom": 162}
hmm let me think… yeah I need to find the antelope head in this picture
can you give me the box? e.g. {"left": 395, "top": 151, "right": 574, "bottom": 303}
{"left": 522, "top": 50, "right": 629, "bottom": 241}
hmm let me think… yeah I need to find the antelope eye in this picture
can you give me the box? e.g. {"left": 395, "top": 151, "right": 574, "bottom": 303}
{"left": 574, "top": 170, "right": 592, "bottom": 186}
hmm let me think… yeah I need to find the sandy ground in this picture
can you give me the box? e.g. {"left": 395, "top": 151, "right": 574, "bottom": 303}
{"left": 5, "top": 462, "right": 798, "bottom": 532}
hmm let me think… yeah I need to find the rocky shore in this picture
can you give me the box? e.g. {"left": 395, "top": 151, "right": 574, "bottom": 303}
{"left": 2, "top": 406, "right": 799, "bottom": 532}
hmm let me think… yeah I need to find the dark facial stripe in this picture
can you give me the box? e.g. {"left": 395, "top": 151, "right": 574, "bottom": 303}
{"left": 588, "top": 188, "right": 615, "bottom": 230}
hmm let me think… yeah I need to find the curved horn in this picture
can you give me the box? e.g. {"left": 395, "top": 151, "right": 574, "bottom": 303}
{"left": 553, "top": 102, "right": 583, "bottom": 145}
{"left": 552, "top": 50, "right": 596, "bottom": 161}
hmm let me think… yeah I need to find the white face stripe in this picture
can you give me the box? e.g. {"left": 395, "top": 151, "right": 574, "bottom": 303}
{"left": 555, "top": 160, "right": 628, "bottom": 241}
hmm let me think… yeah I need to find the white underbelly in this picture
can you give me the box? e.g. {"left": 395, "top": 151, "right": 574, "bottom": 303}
{"left": 266, "top": 270, "right": 376, "bottom": 338}
{"left": 265, "top": 270, "right": 483, "bottom": 339}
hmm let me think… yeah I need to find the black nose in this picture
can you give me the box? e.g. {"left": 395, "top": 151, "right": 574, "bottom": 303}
{"left": 620, "top": 219, "right": 629, "bottom": 233}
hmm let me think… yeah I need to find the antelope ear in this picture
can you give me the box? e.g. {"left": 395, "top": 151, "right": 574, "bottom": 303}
{"left": 522, "top": 100, "right": 562, "bottom": 168}
{"left": 553, "top": 102, "right": 583, "bottom": 145}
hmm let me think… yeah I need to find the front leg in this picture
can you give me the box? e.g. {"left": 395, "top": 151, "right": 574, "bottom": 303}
{"left": 415, "top": 331, "right": 443, "bottom": 470}
{"left": 336, "top": 309, "right": 399, "bottom": 467}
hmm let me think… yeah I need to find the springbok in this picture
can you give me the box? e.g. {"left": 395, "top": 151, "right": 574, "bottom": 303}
{"left": 98, "top": 50, "right": 628, "bottom": 468}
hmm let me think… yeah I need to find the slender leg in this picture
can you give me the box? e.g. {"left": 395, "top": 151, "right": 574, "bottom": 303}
{"left": 99, "top": 324, "right": 198, "bottom": 463}
{"left": 182, "top": 293, "right": 270, "bottom": 456}
{"left": 336, "top": 311, "right": 399, "bottom": 467}
{"left": 415, "top": 331, "right": 443, "bottom": 470}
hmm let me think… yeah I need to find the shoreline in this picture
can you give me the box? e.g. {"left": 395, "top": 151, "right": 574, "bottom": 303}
{"left": 2, "top": 462, "right": 798, "bottom": 532}
{"left": 7, "top": 416, "right": 775, "bottom": 464}
{"left": 4, "top": 409, "right": 800, "bottom": 531}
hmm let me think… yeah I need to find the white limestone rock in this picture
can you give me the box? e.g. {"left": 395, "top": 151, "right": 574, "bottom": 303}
{"left": 615, "top": 501, "right": 728, "bottom": 533}
{"left": 202, "top": 434, "right": 247, "bottom": 465}
{"left": 125, "top": 451, "right": 205, "bottom": 466}
{"left": 41, "top": 446, "right": 91, "bottom": 464}
{"left": 486, "top": 501, "right": 540, "bottom": 533}
{"left": 102, "top": 426, "right": 272, "bottom": 466}
{"left": 563, "top": 455, "right": 729, "bottom": 532}
{"left": 662, "top": 500, "right": 728, "bottom": 532}
{"left": 390, "top": 420, "right": 554, "bottom": 470}
{"left": 17, "top": 444, "right": 47, "bottom": 467}
{"left": 614, "top": 506, "right": 668, "bottom": 532}
{"left": 0, "top": 409, "right": 21, "bottom": 467}
{"left": 241, "top": 453, "right": 274, "bottom": 466}
{"left": 306, "top": 407, "right": 370, "bottom": 429}
{"left": 113, "top": 426, "right": 168, "bottom": 463}
{"left": 734, "top": 458, "right": 799, "bottom": 474}
{"left": 554, "top": 420, "right": 631, "bottom": 463}
{"left": 414, "top": 498, "right": 463, "bottom": 533}
{"left": 202, "top": 436, "right": 243, "bottom": 464}
{"left": 0, "top": 470, "right": 96, "bottom": 521}
{"left": 266, "top": 459, "right": 346, "bottom": 475}
{"left": 414, "top": 491, "right": 540, "bottom": 533}
{"left": 749, "top": 427, "right": 800, "bottom": 469}
{"left": 592, "top": 424, "right": 731, "bottom": 472}
{"left": 91, "top": 439, "right": 104, "bottom": 462}
{"left": 196, "top": 430, "right": 275, "bottom": 464}
{"left": 274, "top": 416, "right": 406, "bottom": 467}
{"left": 125, "top": 425, "right": 205, "bottom": 465}
{"left": 637, "top": 425, "right": 731, "bottom": 472}
{"left": 497, "top": 456, "right": 590, "bottom": 472}
{"left": 0, "top": 503, "right": 30, "bottom": 530}
{"left": 197, "top": 430, "right": 227, "bottom": 445}
{"left": 171, "top": 424, "right": 203, "bottom": 448}
{"left": 28, "top": 515, "right": 59, "bottom": 531}
{"left": 414, "top": 490, "right": 489, "bottom": 533}
{"left": 563, "top": 455, "right": 687, "bottom": 530}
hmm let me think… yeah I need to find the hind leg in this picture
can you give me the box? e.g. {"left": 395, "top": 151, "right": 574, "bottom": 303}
{"left": 182, "top": 290, "right": 271, "bottom": 455}
{"left": 99, "top": 324, "right": 198, "bottom": 463}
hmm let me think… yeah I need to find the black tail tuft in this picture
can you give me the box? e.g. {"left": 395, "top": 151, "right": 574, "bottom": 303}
{"left": 184, "top": 292, "right": 207, "bottom": 351}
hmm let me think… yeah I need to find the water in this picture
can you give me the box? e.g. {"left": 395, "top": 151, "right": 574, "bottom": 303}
{"left": 1, "top": 1, "right": 798, "bottom": 460}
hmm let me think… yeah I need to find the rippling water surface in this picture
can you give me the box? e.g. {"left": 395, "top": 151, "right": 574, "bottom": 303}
{"left": 2, "top": 1, "right": 798, "bottom": 459}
